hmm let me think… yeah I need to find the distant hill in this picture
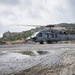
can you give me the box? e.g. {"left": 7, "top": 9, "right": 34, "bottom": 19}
{"left": 2, "top": 30, "right": 35, "bottom": 41}
{"left": 57, "top": 23, "right": 75, "bottom": 34}
{"left": 57, "top": 23, "right": 75, "bottom": 28}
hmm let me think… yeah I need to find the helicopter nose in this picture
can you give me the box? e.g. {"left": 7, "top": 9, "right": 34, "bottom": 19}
{"left": 32, "top": 37, "right": 37, "bottom": 41}
{"left": 25, "top": 36, "right": 37, "bottom": 42}
{"left": 25, "top": 37, "right": 31, "bottom": 42}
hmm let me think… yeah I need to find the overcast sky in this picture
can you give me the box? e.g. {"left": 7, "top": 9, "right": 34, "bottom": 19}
{"left": 0, "top": 0, "right": 75, "bottom": 37}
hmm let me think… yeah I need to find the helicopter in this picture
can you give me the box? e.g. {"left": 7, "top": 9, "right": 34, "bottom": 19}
{"left": 25, "top": 25, "right": 75, "bottom": 44}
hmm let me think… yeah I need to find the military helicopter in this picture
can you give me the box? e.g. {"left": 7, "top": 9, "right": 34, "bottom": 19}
{"left": 10, "top": 24, "right": 75, "bottom": 44}
{"left": 25, "top": 25, "right": 75, "bottom": 44}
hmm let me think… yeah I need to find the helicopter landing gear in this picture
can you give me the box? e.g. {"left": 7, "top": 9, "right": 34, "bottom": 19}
{"left": 47, "top": 40, "right": 52, "bottom": 44}
{"left": 40, "top": 41, "right": 44, "bottom": 44}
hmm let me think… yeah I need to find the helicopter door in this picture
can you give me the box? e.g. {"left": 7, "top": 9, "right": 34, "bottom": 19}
{"left": 51, "top": 34, "right": 54, "bottom": 38}
{"left": 55, "top": 34, "right": 58, "bottom": 38}
{"left": 46, "top": 33, "right": 50, "bottom": 38}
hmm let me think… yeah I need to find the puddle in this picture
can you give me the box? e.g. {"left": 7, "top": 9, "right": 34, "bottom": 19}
{"left": 19, "top": 51, "right": 35, "bottom": 56}
{"left": 19, "top": 50, "right": 49, "bottom": 56}
{"left": 36, "top": 51, "right": 49, "bottom": 55}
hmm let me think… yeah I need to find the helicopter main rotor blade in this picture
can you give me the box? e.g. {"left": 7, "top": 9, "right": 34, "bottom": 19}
{"left": 8, "top": 24, "right": 55, "bottom": 29}
{"left": 9, "top": 24, "right": 44, "bottom": 27}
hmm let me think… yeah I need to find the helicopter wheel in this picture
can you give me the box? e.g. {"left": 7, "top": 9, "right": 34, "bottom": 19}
{"left": 40, "top": 41, "right": 44, "bottom": 44}
{"left": 47, "top": 40, "right": 52, "bottom": 44}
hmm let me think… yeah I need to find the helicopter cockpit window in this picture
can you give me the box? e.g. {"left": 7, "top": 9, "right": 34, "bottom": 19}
{"left": 38, "top": 33, "right": 42, "bottom": 37}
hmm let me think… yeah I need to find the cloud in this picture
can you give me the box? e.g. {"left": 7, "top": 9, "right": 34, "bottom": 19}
{"left": 0, "top": 0, "right": 20, "bottom": 6}
{"left": 0, "top": 0, "right": 75, "bottom": 24}
{"left": 0, "top": 0, "right": 69, "bottom": 25}
{"left": 66, "top": 0, "right": 75, "bottom": 19}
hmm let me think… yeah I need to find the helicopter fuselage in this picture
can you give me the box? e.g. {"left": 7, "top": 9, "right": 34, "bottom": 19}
{"left": 26, "top": 29, "right": 75, "bottom": 44}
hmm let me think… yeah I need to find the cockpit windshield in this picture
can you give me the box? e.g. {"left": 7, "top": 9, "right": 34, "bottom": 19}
{"left": 31, "top": 32, "right": 39, "bottom": 37}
